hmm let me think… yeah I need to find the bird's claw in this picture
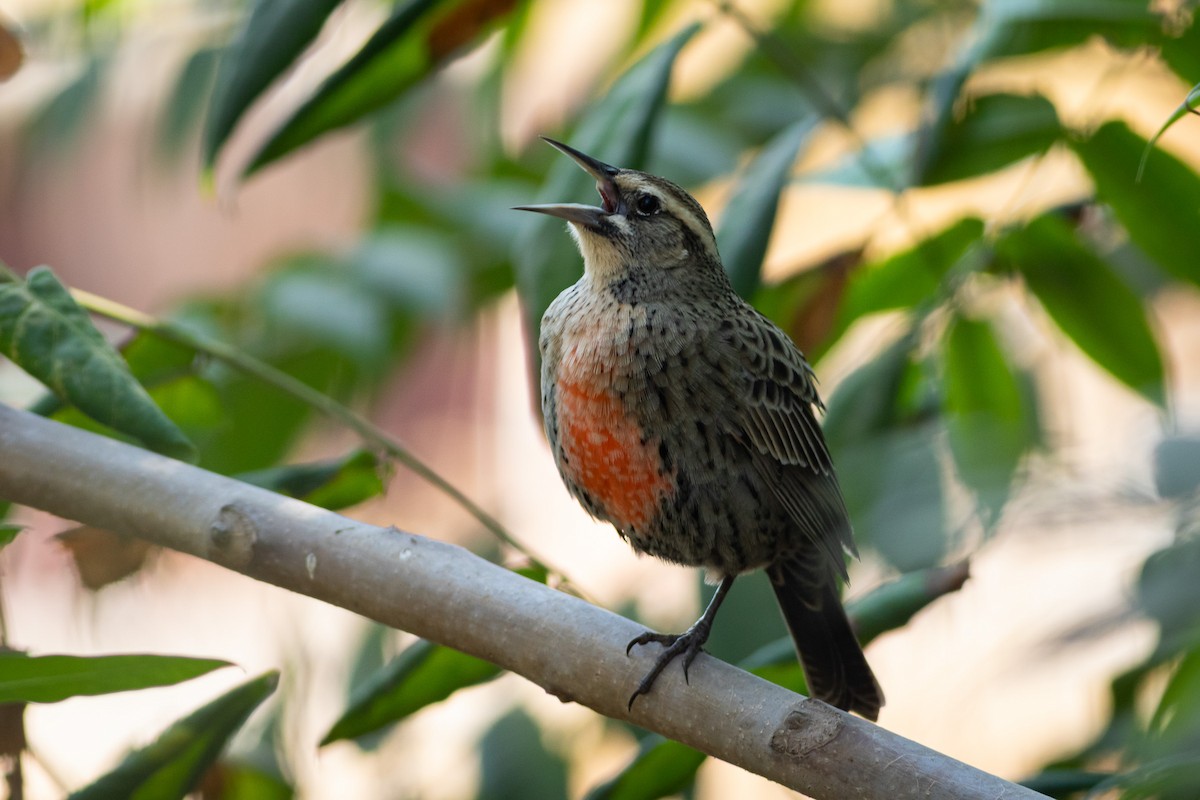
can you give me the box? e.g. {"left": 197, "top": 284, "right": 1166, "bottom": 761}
{"left": 625, "top": 629, "right": 707, "bottom": 711}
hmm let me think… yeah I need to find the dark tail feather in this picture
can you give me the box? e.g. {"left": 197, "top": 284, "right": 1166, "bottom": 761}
{"left": 769, "top": 559, "right": 884, "bottom": 721}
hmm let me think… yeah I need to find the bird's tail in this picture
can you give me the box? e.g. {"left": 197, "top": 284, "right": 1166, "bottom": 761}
{"left": 768, "top": 556, "right": 884, "bottom": 721}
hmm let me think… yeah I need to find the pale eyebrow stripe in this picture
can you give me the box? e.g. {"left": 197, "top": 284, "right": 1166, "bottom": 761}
{"left": 658, "top": 193, "right": 720, "bottom": 260}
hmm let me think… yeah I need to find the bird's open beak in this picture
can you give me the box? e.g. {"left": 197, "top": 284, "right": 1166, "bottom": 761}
{"left": 513, "top": 138, "right": 621, "bottom": 228}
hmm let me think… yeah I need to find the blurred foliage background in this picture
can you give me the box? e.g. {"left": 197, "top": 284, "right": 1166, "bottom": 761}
{"left": 2, "top": 0, "right": 1200, "bottom": 797}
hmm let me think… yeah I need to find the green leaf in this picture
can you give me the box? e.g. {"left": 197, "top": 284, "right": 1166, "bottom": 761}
{"left": 349, "top": 227, "right": 466, "bottom": 317}
{"left": 1138, "top": 84, "right": 1200, "bottom": 181}
{"left": 236, "top": 450, "right": 385, "bottom": 511}
{"left": 847, "top": 561, "right": 971, "bottom": 646}
{"left": 208, "top": 762, "right": 294, "bottom": 800}
{"left": 584, "top": 736, "right": 705, "bottom": 800}
{"left": 0, "top": 653, "right": 232, "bottom": 704}
{"left": 800, "top": 133, "right": 911, "bottom": 190}
{"left": 1155, "top": 435, "right": 1200, "bottom": 500}
{"left": 942, "top": 315, "right": 1034, "bottom": 520}
{"left": 998, "top": 214, "right": 1165, "bottom": 405}
{"left": 0, "top": 525, "right": 21, "bottom": 549}
{"left": 917, "top": 93, "right": 1060, "bottom": 186}
{"left": 974, "top": 0, "right": 1161, "bottom": 61}
{"left": 157, "top": 46, "right": 220, "bottom": 166}
{"left": 258, "top": 262, "right": 392, "bottom": 370}
{"left": 202, "top": 0, "right": 345, "bottom": 170}
{"left": 69, "top": 672, "right": 278, "bottom": 800}
{"left": 1159, "top": 17, "right": 1200, "bottom": 86}
{"left": 247, "top": 0, "right": 518, "bottom": 176}
{"left": 916, "top": 2, "right": 1158, "bottom": 186}
{"left": 836, "top": 217, "right": 984, "bottom": 333}
{"left": 824, "top": 332, "right": 952, "bottom": 570}
{"left": 1019, "top": 770, "right": 1113, "bottom": 795}
{"left": 478, "top": 707, "right": 568, "bottom": 800}
{"left": 321, "top": 639, "right": 501, "bottom": 745}
{"left": 513, "top": 23, "right": 700, "bottom": 357}
{"left": 1072, "top": 121, "right": 1200, "bottom": 289}
{"left": 716, "top": 119, "right": 816, "bottom": 298}
{"left": 25, "top": 55, "right": 106, "bottom": 158}
{"left": 0, "top": 266, "right": 197, "bottom": 461}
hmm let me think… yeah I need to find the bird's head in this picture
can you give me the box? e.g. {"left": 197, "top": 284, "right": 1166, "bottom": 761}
{"left": 516, "top": 138, "right": 722, "bottom": 284}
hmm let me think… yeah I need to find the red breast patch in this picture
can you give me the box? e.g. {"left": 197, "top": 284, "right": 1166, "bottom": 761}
{"left": 556, "top": 376, "right": 672, "bottom": 531}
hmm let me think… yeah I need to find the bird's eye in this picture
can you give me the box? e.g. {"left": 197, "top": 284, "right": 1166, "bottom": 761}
{"left": 634, "top": 194, "right": 661, "bottom": 216}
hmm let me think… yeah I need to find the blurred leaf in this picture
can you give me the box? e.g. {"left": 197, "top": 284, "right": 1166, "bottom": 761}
{"left": 478, "top": 707, "right": 568, "bottom": 800}
{"left": 850, "top": 425, "right": 949, "bottom": 571}
{"left": 644, "top": 107, "right": 743, "bottom": 188}
{"left": 1072, "top": 121, "right": 1200, "bottom": 289}
{"left": 917, "top": 93, "right": 1060, "bottom": 186}
{"left": 121, "top": 330, "right": 198, "bottom": 386}
{"left": 147, "top": 375, "right": 224, "bottom": 440}
{"left": 57, "top": 527, "right": 155, "bottom": 590}
{"left": 337, "top": 624, "right": 393, "bottom": 752}
{"left": 0, "top": 652, "right": 231, "bottom": 704}
{"left": 918, "top": 1, "right": 1158, "bottom": 183}
{"left": 247, "top": 0, "right": 519, "bottom": 176}
{"left": 157, "top": 46, "right": 220, "bottom": 166}
{"left": 69, "top": 672, "right": 278, "bottom": 800}
{"left": 584, "top": 735, "right": 704, "bottom": 800}
{"left": 1018, "top": 769, "right": 1112, "bottom": 795}
{"left": 1139, "top": 84, "right": 1200, "bottom": 180}
{"left": 321, "top": 639, "right": 501, "bottom": 745}
{"left": 513, "top": 24, "right": 700, "bottom": 356}
{"left": 1159, "top": 16, "right": 1200, "bottom": 86}
{"left": 849, "top": 560, "right": 971, "bottom": 645}
{"left": 236, "top": 450, "right": 385, "bottom": 511}
{"left": 0, "top": 15, "right": 22, "bottom": 81}
{"left": 702, "top": 572, "right": 787, "bottom": 663}
{"left": 973, "top": 0, "right": 1160, "bottom": 61}
{"left": 825, "top": 331, "right": 950, "bottom": 570}
{"left": 835, "top": 217, "right": 984, "bottom": 337}
{"left": 25, "top": 55, "right": 105, "bottom": 156}
{"left": 1151, "top": 648, "right": 1200, "bottom": 742}
{"left": 942, "top": 315, "right": 1034, "bottom": 521}
{"left": 0, "top": 266, "right": 196, "bottom": 460}
{"left": 1139, "top": 537, "right": 1200, "bottom": 656}
{"left": 200, "top": 761, "right": 293, "bottom": 800}
{"left": 716, "top": 119, "right": 816, "bottom": 298}
{"left": 202, "top": 0, "right": 344, "bottom": 170}
{"left": 823, "top": 329, "right": 918, "bottom": 442}
{"left": 349, "top": 227, "right": 465, "bottom": 317}
{"left": 0, "top": 525, "right": 21, "bottom": 549}
{"left": 759, "top": 250, "right": 856, "bottom": 358}
{"left": 195, "top": 350, "right": 328, "bottom": 476}
{"left": 801, "top": 133, "right": 910, "bottom": 190}
{"left": 998, "top": 214, "right": 1165, "bottom": 405}
{"left": 258, "top": 261, "right": 392, "bottom": 372}
{"left": 1155, "top": 436, "right": 1200, "bottom": 500}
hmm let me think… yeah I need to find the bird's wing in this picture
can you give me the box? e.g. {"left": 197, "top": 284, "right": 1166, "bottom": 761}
{"left": 714, "top": 309, "right": 855, "bottom": 572}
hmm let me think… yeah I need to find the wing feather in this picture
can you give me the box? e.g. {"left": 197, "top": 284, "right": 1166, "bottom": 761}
{"left": 713, "top": 309, "right": 855, "bottom": 571}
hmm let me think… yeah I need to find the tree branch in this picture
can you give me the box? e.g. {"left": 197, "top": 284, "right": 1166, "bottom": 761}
{"left": 0, "top": 404, "right": 1046, "bottom": 799}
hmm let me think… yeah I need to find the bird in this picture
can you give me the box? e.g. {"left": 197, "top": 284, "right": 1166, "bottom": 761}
{"left": 515, "top": 137, "right": 883, "bottom": 720}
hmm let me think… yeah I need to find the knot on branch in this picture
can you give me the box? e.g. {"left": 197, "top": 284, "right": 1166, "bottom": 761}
{"left": 769, "top": 698, "right": 843, "bottom": 759}
{"left": 209, "top": 504, "right": 257, "bottom": 569}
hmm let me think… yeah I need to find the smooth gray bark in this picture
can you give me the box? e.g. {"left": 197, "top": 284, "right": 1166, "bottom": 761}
{"left": 0, "top": 404, "right": 1046, "bottom": 799}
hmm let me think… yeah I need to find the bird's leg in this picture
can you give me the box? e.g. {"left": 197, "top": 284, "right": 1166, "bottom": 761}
{"left": 625, "top": 575, "right": 735, "bottom": 710}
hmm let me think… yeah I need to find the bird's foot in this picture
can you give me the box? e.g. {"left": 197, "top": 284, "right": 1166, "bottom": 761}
{"left": 625, "top": 623, "right": 710, "bottom": 710}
